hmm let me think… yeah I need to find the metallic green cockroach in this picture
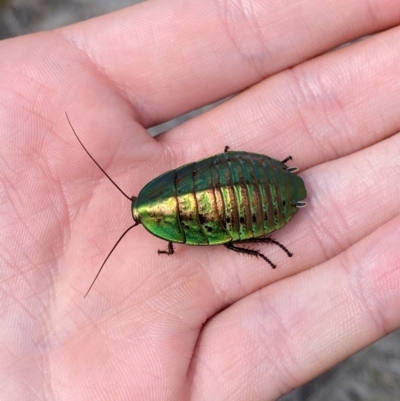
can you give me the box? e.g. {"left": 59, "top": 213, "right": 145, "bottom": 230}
{"left": 66, "top": 114, "right": 306, "bottom": 296}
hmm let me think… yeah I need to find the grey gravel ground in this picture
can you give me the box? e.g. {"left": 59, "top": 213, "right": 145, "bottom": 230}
{"left": 1, "top": 1, "right": 399, "bottom": 400}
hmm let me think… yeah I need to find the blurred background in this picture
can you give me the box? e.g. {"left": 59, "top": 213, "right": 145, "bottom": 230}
{"left": 1, "top": 1, "right": 399, "bottom": 400}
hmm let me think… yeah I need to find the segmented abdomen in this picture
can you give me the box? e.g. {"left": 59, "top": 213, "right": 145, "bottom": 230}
{"left": 175, "top": 151, "right": 303, "bottom": 245}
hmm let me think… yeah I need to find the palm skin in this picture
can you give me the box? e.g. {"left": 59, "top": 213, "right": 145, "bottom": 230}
{"left": 1, "top": 1, "right": 400, "bottom": 400}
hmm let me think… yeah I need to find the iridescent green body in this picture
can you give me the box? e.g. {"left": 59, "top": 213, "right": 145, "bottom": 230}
{"left": 132, "top": 151, "right": 306, "bottom": 246}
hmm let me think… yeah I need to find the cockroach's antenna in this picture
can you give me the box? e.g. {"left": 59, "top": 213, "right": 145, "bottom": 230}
{"left": 65, "top": 112, "right": 131, "bottom": 201}
{"left": 84, "top": 222, "right": 139, "bottom": 298}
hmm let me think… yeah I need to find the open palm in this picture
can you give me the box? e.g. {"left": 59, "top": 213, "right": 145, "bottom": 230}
{"left": 1, "top": 1, "right": 400, "bottom": 400}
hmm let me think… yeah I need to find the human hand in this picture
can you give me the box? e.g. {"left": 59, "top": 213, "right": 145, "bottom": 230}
{"left": 1, "top": 1, "right": 400, "bottom": 400}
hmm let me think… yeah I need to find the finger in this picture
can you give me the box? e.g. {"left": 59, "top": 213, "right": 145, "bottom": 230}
{"left": 189, "top": 215, "right": 400, "bottom": 401}
{"left": 160, "top": 26, "right": 400, "bottom": 168}
{"left": 59, "top": 0, "right": 400, "bottom": 126}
